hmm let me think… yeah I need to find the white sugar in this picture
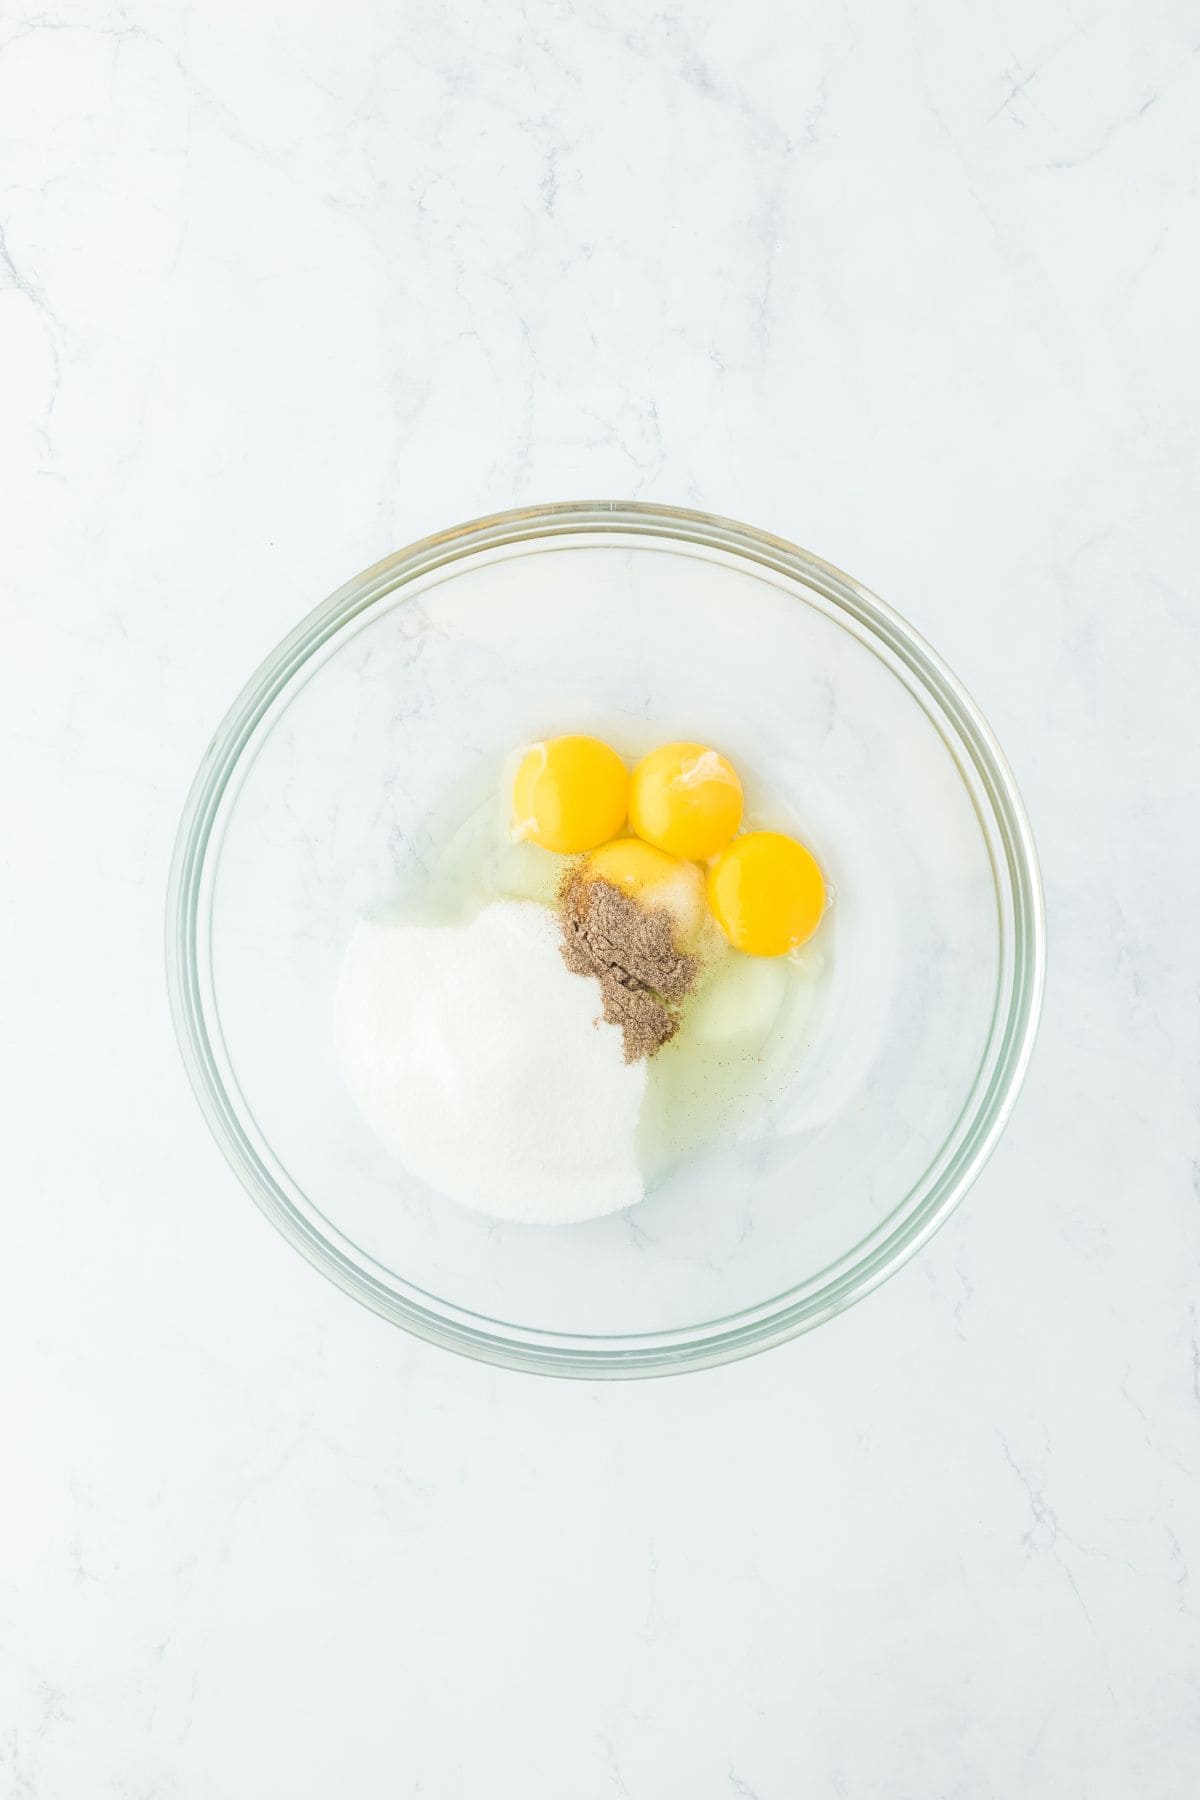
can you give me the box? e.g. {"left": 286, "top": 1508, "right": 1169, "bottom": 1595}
{"left": 335, "top": 901, "right": 647, "bottom": 1224}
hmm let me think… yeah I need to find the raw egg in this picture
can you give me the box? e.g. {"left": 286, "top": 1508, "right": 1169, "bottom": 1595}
{"left": 707, "top": 831, "right": 826, "bottom": 957}
{"left": 585, "top": 838, "right": 707, "bottom": 946}
{"left": 511, "top": 736, "right": 628, "bottom": 854}
{"left": 628, "top": 742, "right": 743, "bottom": 860}
{"left": 587, "top": 837, "right": 688, "bottom": 895}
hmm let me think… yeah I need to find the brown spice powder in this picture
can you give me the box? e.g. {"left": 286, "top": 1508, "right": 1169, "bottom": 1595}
{"left": 559, "top": 867, "right": 699, "bottom": 1062}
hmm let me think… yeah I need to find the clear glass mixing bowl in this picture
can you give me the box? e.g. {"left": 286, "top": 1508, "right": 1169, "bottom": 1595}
{"left": 166, "top": 502, "right": 1044, "bottom": 1376}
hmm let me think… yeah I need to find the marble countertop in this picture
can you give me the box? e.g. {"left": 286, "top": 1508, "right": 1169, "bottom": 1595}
{"left": 5, "top": 1, "right": 1198, "bottom": 1793}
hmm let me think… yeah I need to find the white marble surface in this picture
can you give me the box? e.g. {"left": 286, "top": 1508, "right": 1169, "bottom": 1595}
{"left": 3, "top": 0, "right": 1198, "bottom": 1792}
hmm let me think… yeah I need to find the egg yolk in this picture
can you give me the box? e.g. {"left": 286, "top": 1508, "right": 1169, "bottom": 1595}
{"left": 628, "top": 742, "right": 743, "bottom": 861}
{"left": 510, "top": 735, "right": 629, "bottom": 854}
{"left": 585, "top": 839, "right": 707, "bottom": 948}
{"left": 586, "top": 837, "right": 686, "bottom": 895}
{"left": 707, "top": 831, "right": 826, "bottom": 957}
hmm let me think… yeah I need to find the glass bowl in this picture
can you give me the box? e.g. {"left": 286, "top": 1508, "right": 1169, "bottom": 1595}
{"left": 167, "top": 502, "right": 1044, "bottom": 1377}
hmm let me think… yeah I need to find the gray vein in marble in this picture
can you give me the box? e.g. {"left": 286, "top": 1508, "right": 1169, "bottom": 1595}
{"left": 996, "top": 1430, "right": 1098, "bottom": 1632}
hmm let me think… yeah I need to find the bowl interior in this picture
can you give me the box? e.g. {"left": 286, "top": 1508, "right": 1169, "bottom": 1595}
{"left": 176, "top": 510, "right": 1038, "bottom": 1371}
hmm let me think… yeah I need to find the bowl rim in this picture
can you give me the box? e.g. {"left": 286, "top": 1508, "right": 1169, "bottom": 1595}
{"left": 166, "top": 499, "right": 1046, "bottom": 1377}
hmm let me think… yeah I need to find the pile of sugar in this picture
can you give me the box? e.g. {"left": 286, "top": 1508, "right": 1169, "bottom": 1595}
{"left": 334, "top": 900, "right": 647, "bottom": 1224}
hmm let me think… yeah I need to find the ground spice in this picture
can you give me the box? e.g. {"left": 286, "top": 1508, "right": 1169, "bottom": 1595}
{"left": 559, "top": 867, "right": 699, "bottom": 1061}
